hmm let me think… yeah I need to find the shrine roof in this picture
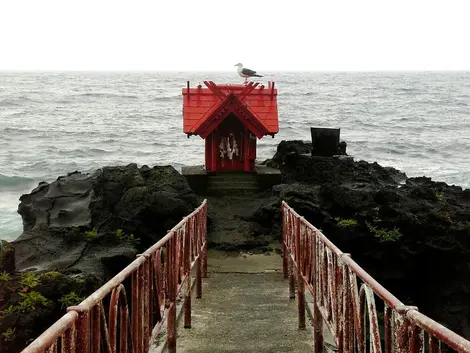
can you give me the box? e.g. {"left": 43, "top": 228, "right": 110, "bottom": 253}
{"left": 182, "top": 81, "right": 279, "bottom": 138}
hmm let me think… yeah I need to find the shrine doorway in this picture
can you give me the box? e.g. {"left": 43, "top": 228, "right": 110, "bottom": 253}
{"left": 214, "top": 114, "right": 246, "bottom": 171}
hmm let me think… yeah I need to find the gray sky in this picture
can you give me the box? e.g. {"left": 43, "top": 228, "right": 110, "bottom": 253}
{"left": 1, "top": 0, "right": 469, "bottom": 71}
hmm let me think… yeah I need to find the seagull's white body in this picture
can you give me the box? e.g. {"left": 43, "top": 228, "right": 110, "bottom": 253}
{"left": 235, "top": 65, "right": 250, "bottom": 78}
{"left": 234, "top": 63, "right": 263, "bottom": 83}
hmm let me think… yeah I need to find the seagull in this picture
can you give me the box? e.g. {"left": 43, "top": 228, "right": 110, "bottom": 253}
{"left": 234, "top": 63, "right": 263, "bottom": 84}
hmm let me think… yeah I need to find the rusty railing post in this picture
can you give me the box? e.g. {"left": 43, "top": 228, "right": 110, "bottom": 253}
{"left": 167, "top": 236, "right": 177, "bottom": 353}
{"left": 296, "top": 216, "right": 306, "bottom": 329}
{"left": 196, "top": 256, "right": 202, "bottom": 299}
{"left": 202, "top": 204, "right": 208, "bottom": 278}
{"left": 282, "top": 202, "right": 288, "bottom": 279}
{"left": 142, "top": 257, "right": 151, "bottom": 353}
{"left": 288, "top": 212, "right": 296, "bottom": 299}
{"left": 62, "top": 321, "right": 76, "bottom": 353}
{"left": 384, "top": 304, "right": 392, "bottom": 353}
{"left": 313, "top": 231, "right": 324, "bottom": 353}
{"left": 196, "top": 212, "right": 202, "bottom": 299}
{"left": 91, "top": 304, "right": 101, "bottom": 353}
{"left": 184, "top": 220, "right": 192, "bottom": 329}
{"left": 131, "top": 270, "right": 138, "bottom": 353}
{"left": 74, "top": 310, "right": 90, "bottom": 353}
{"left": 168, "top": 303, "right": 177, "bottom": 353}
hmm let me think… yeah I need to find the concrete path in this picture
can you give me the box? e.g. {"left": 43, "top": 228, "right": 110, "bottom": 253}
{"left": 168, "top": 250, "right": 315, "bottom": 353}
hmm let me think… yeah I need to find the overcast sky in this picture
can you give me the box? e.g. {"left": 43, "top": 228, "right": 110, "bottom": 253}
{"left": 0, "top": 0, "right": 469, "bottom": 71}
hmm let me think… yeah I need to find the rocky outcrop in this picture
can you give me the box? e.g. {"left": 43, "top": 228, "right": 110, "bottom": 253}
{"left": 262, "top": 140, "right": 312, "bottom": 169}
{"left": 1, "top": 163, "right": 201, "bottom": 353}
{"left": 13, "top": 163, "right": 200, "bottom": 278}
{"left": 253, "top": 140, "right": 470, "bottom": 339}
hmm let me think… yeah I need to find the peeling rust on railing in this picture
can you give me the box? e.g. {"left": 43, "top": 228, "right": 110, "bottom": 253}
{"left": 21, "top": 200, "right": 208, "bottom": 353}
{"left": 282, "top": 201, "right": 470, "bottom": 353}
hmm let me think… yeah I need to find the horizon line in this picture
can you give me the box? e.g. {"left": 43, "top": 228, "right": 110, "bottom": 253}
{"left": 1, "top": 69, "right": 470, "bottom": 73}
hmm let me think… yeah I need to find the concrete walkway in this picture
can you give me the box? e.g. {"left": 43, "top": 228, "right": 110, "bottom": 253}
{"left": 168, "top": 250, "right": 315, "bottom": 353}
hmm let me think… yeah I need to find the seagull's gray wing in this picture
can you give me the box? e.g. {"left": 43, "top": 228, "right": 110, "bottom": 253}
{"left": 241, "top": 68, "right": 257, "bottom": 76}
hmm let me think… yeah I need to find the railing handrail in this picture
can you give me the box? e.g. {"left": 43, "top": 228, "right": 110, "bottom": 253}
{"left": 68, "top": 200, "right": 208, "bottom": 312}
{"left": 282, "top": 201, "right": 405, "bottom": 309}
{"left": 20, "top": 311, "right": 78, "bottom": 353}
{"left": 282, "top": 200, "right": 470, "bottom": 353}
{"left": 21, "top": 199, "right": 208, "bottom": 353}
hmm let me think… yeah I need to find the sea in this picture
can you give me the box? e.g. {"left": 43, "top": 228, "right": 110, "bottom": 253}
{"left": 1, "top": 71, "right": 469, "bottom": 241}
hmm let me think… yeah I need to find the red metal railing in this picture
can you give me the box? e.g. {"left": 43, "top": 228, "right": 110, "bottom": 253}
{"left": 21, "top": 200, "right": 208, "bottom": 353}
{"left": 282, "top": 201, "right": 470, "bottom": 353}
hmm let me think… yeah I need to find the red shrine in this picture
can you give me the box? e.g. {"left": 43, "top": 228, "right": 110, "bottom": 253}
{"left": 183, "top": 81, "right": 279, "bottom": 172}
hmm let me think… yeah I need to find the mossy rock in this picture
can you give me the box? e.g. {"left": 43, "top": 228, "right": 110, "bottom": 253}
{"left": 0, "top": 271, "right": 100, "bottom": 353}
{"left": 0, "top": 240, "right": 15, "bottom": 274}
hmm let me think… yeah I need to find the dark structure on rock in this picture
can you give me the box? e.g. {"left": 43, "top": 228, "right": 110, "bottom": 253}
{"left": 310, "top": 127, "right": 347, "bottom": 157}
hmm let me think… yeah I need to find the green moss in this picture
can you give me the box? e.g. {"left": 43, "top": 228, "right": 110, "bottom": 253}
{"left": 435, "top": 192, "right": 444, "bottom": 201}
{"left": 17, "top": 291, "right": 49, "bottom": 311}
{"left": 38, "top": 271, "right": 62, "bottom": 281}
{"left": 1, "top": 327, "right": 16, "bottom": 342}
{"left": 0, "top": 305, "right": 17, "bottom": 318}
{"left": 58, "top": 291, "right": 85, "bottom": 309}
{"left": 114, "top": 228, "right": 126, "bottom": 240}
{"left": 0, "top": 240, "right": 13, "bottom": 252}
{"left": 0, "top": 240, "right": 14, "bottom": 262}
{"left": 366, "top": 221, "right": 403, "bottom": 242}
{"left": 0, "top": 271, "right": 10, "bottom": 281}
{"left": 335, "top": 217, "right": 358, "bottom": 228}
{"left": 85, "top": 228, "right": 98, "bottom": 239}
{"left": 114, "top": 229, "right": 135, "bottom": 241}
{"left": 19, "top": 272, "right": 40, "bottom": 289}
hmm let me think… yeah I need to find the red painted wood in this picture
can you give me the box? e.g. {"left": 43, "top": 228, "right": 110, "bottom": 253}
{"left": 211, "top": 134, "right": 217, "bottom": 172}
{"left": 244, "top": 128, "right": 250, "bottom": 172}
{"left": 183, "top": 81, "right": 278, "bottom": 172}
{"left": 183, "top": 82, "right": 278, "bottom": 135}
{"left": 205, "top": 135, "right": 212, "bottom": 172}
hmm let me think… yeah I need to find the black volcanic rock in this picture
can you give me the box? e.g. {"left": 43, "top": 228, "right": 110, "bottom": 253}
{"left": 0, "top": 240, "right": 15, "bottom": 274}
{"left": 0, "top": 163, "right": 200, "bottom": 353}
{"left": 253, "top": 140, "right": 470, "bottom": 339}
{"left": 262, "top": 140, "right": 312, "bottom": 169}
{"left": 13, "top": 163, "right": 200, "bottom": 278}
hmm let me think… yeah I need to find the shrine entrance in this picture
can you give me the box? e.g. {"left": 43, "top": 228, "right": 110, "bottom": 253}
{"left": 204, "top": 114, "right": 257, "bottom": 173}
{"left": 214, "top": 114, "right": 245, "bottom": 171}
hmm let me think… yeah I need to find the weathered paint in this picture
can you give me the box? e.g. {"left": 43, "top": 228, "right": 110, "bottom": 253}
{"left": 281, "top": 201, "right": 470, "bottom": 353}
{"left": 20, "top": 200, "right": 208, "bottom": 353}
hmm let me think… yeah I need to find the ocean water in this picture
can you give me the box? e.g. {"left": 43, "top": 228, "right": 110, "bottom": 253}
{"left": 1, "top": 71, "right": 470, "bottom": 240}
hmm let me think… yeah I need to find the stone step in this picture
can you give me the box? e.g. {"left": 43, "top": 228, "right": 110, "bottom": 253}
{"left": 204, "top": 187, "right": 259, "bottom": 196}
{"left": 209, "top": 174, "right": 257, "bottom": 181}
{"left": 206, "top": 173, "right": 259, "bottom": 195}
{"left": 208, "top": 180, "right": 258, "bottom": 187}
